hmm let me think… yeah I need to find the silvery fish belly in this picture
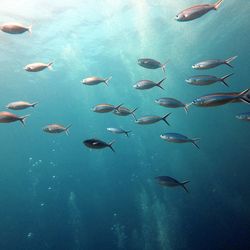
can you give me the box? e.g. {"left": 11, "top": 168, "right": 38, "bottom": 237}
{"left": 186, "top": 75, "right": 219, "bottom": 85}
{"left": 136, "top": 116, "right": 161, "bottom": 124}
{"left": 155, "top": 98, "right": 183, "bottom": 108}
{"left": 193, "top": 59, "right": 224, "bottom": 69}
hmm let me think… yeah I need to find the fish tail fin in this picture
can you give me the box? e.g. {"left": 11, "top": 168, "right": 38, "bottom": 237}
{"left": 157, "top": 78, "right": 166, "bottom": 90}
{"left": 162, "top": 113, "right": 171, "bottom": 126}
{"left": 238, "top": 88, "right": 250, "bottom": 104}
{"left": 104, "top": 76, "right": 112, "bottom": 86}
{"left": 125, "top": 131, "right": 132, "bottom": 137}
{"left": 185, "top": 103, "right": 193, "bottom": 111}
{"left": 192, "top": 138, "right": 200, "bottom": 149}
{"left": 28, "top": 25, "right": 32, "bottom": 34}
{"left": 181, "top": 180, "right": 190, "bottom": 193}
{"left": 214, "top": 0, "right": 223, "bottom": 10}
{"left": 108, "top": 140, "right": 115, "bottom": 152}
{"left": 114, "top": 103, "right": 123, "bottom": 110}
{"left": 224, "top": 55, "right": 237, "bottom": 68}
{"left": 31, "top": 102, "right": 39, "bottom": 108}
{"left": 47, "top": 62, "right": 53, "bottom": 70}
{"left": 19, "top": 114, "right": 30, "bottom": 126}
{"left": 184, "top": 104, "right": 189, "bottom": 115}
{"left": 65, "top": 124, "right": 72, "bottom": 136}
{"left": 220, "top": 73, "right": 234, "bottom": 87}
{"left": 161, "top": 60, "right": 169, "bottom": 74}
{"left": 131, "top": 107, "right": 138, "bottom": 120}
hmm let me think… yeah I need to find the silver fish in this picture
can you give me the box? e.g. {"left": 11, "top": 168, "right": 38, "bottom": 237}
{"left": 155, "top": 176, "right": 190, "bottom": 193}
{"left": 188, "top": 88, "right": 250, "bottom": 108}
{"left": 92, "top": 103, "right": 123, "bottom": 113}
{"left": 83, "top": 138, "right": 115, "bottom": 152}
{"left": 155, "top": 97, "right": 188, "bottom": 114}
{"left": 81, "top": 76, "right": 112, "bottom": 86}
{"left": 43, "top": 124, "right": 72, "bottom": 135}
{"left": 0, "top": 111, "right": 29, "bottom": 126}
{"left": 24, "top": 62, "right": 53, "bottom": 72}
{"left": 137, "top": 58, "right": 167, "bottom": 73}
{"left": 113, "top": 106, "right": 137, "bottom": 119}
{"left": 135, "top": 113, "right": 171, "bottom": 126}
{"left": 236, "top": 112, "right": 250, "bottom": 121}
{"left": 133, "top": 78, "right": 166, "bottom": 90}
{"left": 160, "top": 133, "right": 200, "bottom": 149}
{"left": 107, "top": 128, "right": 131, "bottom": 137}
{"left": 0, "top": 22, "right": 32, "bottom": 34}
{"left": 6, "top": 101, "right": 38, "bottom": 110}
{"left": 186, "top": 73, "right": 233, "bottom": 87}
{"left": 175, "top": 0, "right": 223, "bottom": 21}
{"left": 192, "top": 56, "right": 237, "bottom": 69}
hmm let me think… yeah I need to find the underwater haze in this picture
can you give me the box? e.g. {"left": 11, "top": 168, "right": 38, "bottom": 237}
{"left": 0, "top": 0, "right": 250, "bottom": 249}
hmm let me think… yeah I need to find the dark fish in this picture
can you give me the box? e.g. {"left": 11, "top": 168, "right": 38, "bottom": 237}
{"left": 160, "top": 133, "right": 200, "bottom": 149}
{"left": 186, "top": 73, "right": 234, "bottom": 87}
{"left": 0, "top": 111, "right": 29, "bottom": 126}
{"left": 188, "top": 88, "right": 250, "bottom": 108}
{"left": 236, "top": 112, "right": 250, "bottom": 121}
{"left": 137, "top": 58, "right": 167, "bottom": 73}
{"left": 192, "top": 56, "right": 237, "bottom": 69}
{"left": 83, "top": 138, "right": 115, "bottom": 152}
{"left": 175, "top": 0, "right": 223, "bottom": 22}
{"left": 155, "top": 97, "right": 188, "bottom": 114}
{"left": 133, "top": 78, "right": 166, "bottom": 90}
{"left": 135, "top": 113, "right": 171, "bottom": 126}
{"left": 155, "top": 176, "right": 190, "bottom": 193}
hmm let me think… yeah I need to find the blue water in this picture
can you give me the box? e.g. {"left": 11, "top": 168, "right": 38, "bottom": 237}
{"left": 0, "top": 1, "right": 250, "bottom": 249}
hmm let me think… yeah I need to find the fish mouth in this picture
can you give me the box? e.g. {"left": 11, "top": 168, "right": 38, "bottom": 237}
{"left": 192, "top": 65, "right": 196, "bottom": 69}
{"left": 185, "top": 79, "right": 191, "bottom": 83}
{"left": 133, "top": 85, "right": 138, "bottom": 89}
{"left": 160, "top": 135, "right": 165, "bottom": 139}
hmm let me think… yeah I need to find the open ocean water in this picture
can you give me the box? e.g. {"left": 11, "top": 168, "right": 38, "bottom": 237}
{"left": 0, "top": 0, "right": 250, "bottom": 249}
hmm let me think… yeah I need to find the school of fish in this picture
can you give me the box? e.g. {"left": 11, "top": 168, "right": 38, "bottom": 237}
{"left": 1, "top": 0, "right": 249, "bottom": 193}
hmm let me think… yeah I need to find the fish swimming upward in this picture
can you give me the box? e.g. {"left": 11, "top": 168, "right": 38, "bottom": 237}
{"left": 0, "top": 22, "right": 32, "bottom": 34}
{"left": 192, "top": 56, "right": 238, "bottom": 69}
{"left": 155, "top": 176, "right": 190, "bottom": 193}
{"left": 175, "top": 0, "right": 223, "bottom": 21}
{"left": 187, "top": 88, "right": 250, "bottom": 108}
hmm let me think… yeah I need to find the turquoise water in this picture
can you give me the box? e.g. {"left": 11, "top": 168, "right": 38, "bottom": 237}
{"left": 0, "top": 0, "right": 250, "bottom": 249}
